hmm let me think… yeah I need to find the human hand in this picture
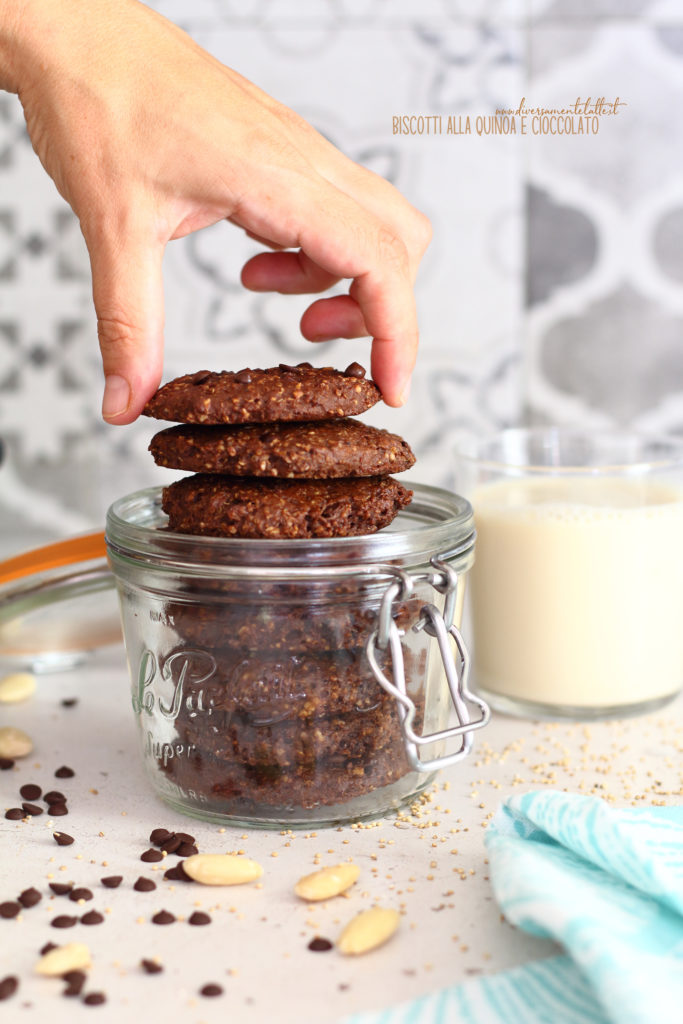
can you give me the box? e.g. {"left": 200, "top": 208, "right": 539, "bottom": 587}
{"left": 1, "top": 0, "right": 430, "bottom": 423}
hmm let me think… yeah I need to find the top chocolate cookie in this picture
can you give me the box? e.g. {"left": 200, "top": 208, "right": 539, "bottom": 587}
{"left": 143, "top": 363, "right": 381, "bottom": 425}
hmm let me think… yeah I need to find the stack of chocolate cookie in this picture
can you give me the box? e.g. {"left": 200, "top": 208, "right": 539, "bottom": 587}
{"left": 141, "top": 363, "right": 421, "bottom": 816}
{"left": 144, "top": 362, "right": 415, "bottom": 538}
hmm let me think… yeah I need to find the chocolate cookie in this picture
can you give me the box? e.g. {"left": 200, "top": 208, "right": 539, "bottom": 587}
{"left": 162, "top": 474, "right": 413, "bottom": 539}
{"left": 143, "top": 363, "right": 381, "bottom": 425}
{"left": 162, "top": 740, "right": 414, "bottom": 811}
{"left": 149, "top": 418, "right": 415, "bottom": 479}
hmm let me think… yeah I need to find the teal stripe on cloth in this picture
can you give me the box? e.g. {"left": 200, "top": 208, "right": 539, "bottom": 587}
{"left": 341, "top": 792, "right": 683, "bottom": 1024}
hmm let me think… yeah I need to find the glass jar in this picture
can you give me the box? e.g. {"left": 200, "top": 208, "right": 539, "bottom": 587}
{"left": 455, "top": 427, "right": 683, "bottom": 720}
{"left": 105, "top": 483, "right": 488, "bottom": 827}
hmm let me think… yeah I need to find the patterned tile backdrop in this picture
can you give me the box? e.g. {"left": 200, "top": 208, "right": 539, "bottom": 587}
{"left": 0, "top": 0, "right": 681, "bottom": 554}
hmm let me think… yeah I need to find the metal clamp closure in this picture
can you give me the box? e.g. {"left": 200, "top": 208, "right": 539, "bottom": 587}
{"left": 366, "top": 560, "right": 490, "bottom": 773}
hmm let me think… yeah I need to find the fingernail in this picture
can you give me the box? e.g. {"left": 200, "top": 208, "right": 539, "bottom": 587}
{"left": 398, "top": 378, "right": 411, "bottom": 406}
{"left": 102, "top": 375, "right": 131, "bottom": 421}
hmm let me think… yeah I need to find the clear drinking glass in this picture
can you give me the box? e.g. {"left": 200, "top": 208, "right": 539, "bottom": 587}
{"left": 455, "top": 427, "right": 683, "bottom": 720}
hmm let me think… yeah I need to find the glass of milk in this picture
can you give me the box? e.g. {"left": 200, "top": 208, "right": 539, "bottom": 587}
{"left": 455, "top": 427, "right": 683, "bottom": 719}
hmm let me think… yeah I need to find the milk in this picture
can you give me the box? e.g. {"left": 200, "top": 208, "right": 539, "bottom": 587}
{"left": 470, "top": 476, "right": 683, "bottom": 712}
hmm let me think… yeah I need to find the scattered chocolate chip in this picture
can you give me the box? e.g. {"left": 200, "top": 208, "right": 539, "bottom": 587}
{"left": 80, "top": 910, "right": 104, "bottom": 926}
{"left": 151, "top": 910, "right": 175, "bottom": 925}
{"left": 133, "top": 877, "right": 156, "bottom": 893}
{"left": 140, "top": 959, "right": 163, "bottom": 975}
{"left": 19, "top": 783, "right": 42, "bottom": 801}
{"left": 4, "top": 808, "right": 24, "bottom": 820}
{"left": 0, "top": 901, "right": 20, "bottom": 919}
{"left": 49, "top": 802, "right": 69, "bottom": 816}
{"left": 140, "top": 848, "right": 163, "bottom": 863}
{"left": 0, "top": 976, "right": 18, "bottom": 1001}
{"left": 83, "top": 992, "right": 106, "bottom": 1006}
{"left": 54, "top": 766, "right": 75, "bottom": 778}
{"left": 0, "top": 758, "right": 15, "bottom": 770}
{"left": 69, "top": 887, "right": 93, "bottom": 903}
{"left": 149, "top": 828, "right": 171, "bottom": 846}
{"left": 163, "top": 862, "right": 190, "bottom": 883}
{"left": 44, "top": 791, "right": 66, "bottom": 804}
{"left": 176, "top": 842, "right": 198, "bottom": 858}
{"left": 21, "top": 802, "right": 43, "bottom": 816}
{"left": 188, "top": 911, "right": 211, "bottom": 926}
{"left": 62, "top": 969, "right": 86, "bottom": 996}
{"left": 174, "top": 832, "right": 196, "bottom": 844}
{"left": 61, "top": 698, "right": 78, "bottom": 708}
{"left": 51, "top": 915, "right": 77, "bottom": 928}
{"left": 308, "top": 937, "right": 333, "bottom": 952}
{"left": 49, "top": 882, "right": 73, "bottom": 896}
{"left": 18, "top": 888, "right": 41, "bottom": 908}
{"left": 40, "top": 942, "right": 58, "bottom": 955}
{"left": 159, "top": 835, "right": 181, "bottom": 855}
{"left": 234, "top": 369, "right": 253, "bottom": 384}
{"left": 53, "top": 832, "right": 74, "bottom": 847}
{"left": 344, "top": 361, "right": 366, "bottom": 379}
{"left": 100, "top": 876, "right": 122, "bottom": 889}
{"left": 200, "top": 983, "right": 223, "bottom": 998}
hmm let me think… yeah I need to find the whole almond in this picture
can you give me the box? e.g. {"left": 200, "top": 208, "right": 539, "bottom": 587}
{"left": 294, "top": 863, "right": 360, "bottom": 902}
{"left": 35, "top": 943, "right": 91, "bottom": 976}
{"left": 338, "top": 907, "right": 400, "bottom": 955}
{"left": 0, "top": 672, "right": 36, "bottom": 704}
{"left": 182, "top": 853, "right": 263, "bottom": 886}
{"left": 0, "top": 726, "right": 33, "bottom": 759}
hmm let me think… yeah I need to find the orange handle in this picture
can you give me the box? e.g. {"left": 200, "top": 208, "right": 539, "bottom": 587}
{"left": 0, "top": 531, "right": 107, "bottom": 586}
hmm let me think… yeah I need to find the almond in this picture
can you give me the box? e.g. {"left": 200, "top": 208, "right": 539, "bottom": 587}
{"left": 294, "top": 863, "right": 360, "bottom": 902}
{"left": 182, "top": 853, "right": 263, "bottom": 886}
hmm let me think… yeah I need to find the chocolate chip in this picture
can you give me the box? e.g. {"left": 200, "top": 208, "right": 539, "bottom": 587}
{"left": 174, "top": 832, "right": 196, "bottom": 844}
{"left": 163, "top": 862, "right": 191, "bottom": 883}
{"left": 278, "top": 363, "right": 294, "bottom": 372}
{"left": 49, "top": 882, "right": 73, "bottom": 896}
{"left": 69, "top": 887, "right": 93, "bottom": 902}
{"left": 53, "top": 832, "right": 74, "bottom": 846}
{"left": 344, "top": 361, "right": 366, "bottom": 379}
{"left": 308, "top": 936, "right": 333, "bottom": 952}
{"left": 52, "top": 915, "right": 77, "bottom": 928}
{"left": 18, "top": 887, "right": 41, "bottom": 908}
{"left": 296, "top": 361, "right": 313, "bottom": 369}
{"left": 140, "top": 959, "right": 163, "bottom": 975}
{"left": 54, "top": 766, "right": 75, "bottom": 778}
{"left": 49, "top": 802, "right": 69, "bottom": 816}
{"left": 61, "top": 698, "right": 78, "bottom": 708}
{"left": 200, "top": 983, "right": 223, "bottom": 997}
{"left": 133, "top": 877, "right": 156, "bottom": 893}
{"left": 0, "top": 976, "right": 18, "bottom": 1001}
{"left": 80, "top": 910, "right": 104, "bottom": 926}
{"left": 188, "top": 370, "right": 211, "bottom": 385}
{"left": 62, "top": 970, "right": 86, "bottom": 996}
{"left": 188, "top": 911, "right": 211, "bottom": 926}
{"left": 21, "top": 801, "right": 43, "bottom": 816}
{"left": 149, "top": 828, "right": 171, "bottom": 846}
{"left": 44, "top": 791, "right": 66, "bottom": 804}
{"left": 83, "top": 992, "right": 106, "bottom": 1006}
{"left": 140, "top": 848, "right": 163, "bottom": 863}
{"left": 0, "top": 758, "right": 15, "bottom": 770}
{"left": 234, "top": 369, "right": 253, "bottom": 384}
{"left": 151, "top": 910, "right": 175, "bottom": 925}
{"left": 40, "top": 942, "right": 58, "bottom": 955}
{"left": 19, "top": 783, "right": 42, "bottom": 801}
{"left": 176, "top": 842, "right": 198, "bottom": 858}
{"left": 100, "top": 876, "right": 122, "bottom": 889}
{"left": 4, "top": 808, "right": 24, "bottom": 820}
{"left": 159, "top": 835, "right": 181, "bottom": 855}
{"left": 0, "top": 901, "right": 20, "bottom": 919}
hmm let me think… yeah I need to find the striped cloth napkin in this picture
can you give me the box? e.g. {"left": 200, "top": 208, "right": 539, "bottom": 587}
{"left": 344, "top": 791, "right": 683, "bottom": 1024}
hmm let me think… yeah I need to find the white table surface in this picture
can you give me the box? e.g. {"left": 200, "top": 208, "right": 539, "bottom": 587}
{"left": 1, "top": 640, "right": 682, "bottom": 1024}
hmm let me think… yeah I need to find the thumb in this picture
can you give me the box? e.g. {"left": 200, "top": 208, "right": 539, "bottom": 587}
{"left": 87, "top": 230, "right": 166, "bottom": 424}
